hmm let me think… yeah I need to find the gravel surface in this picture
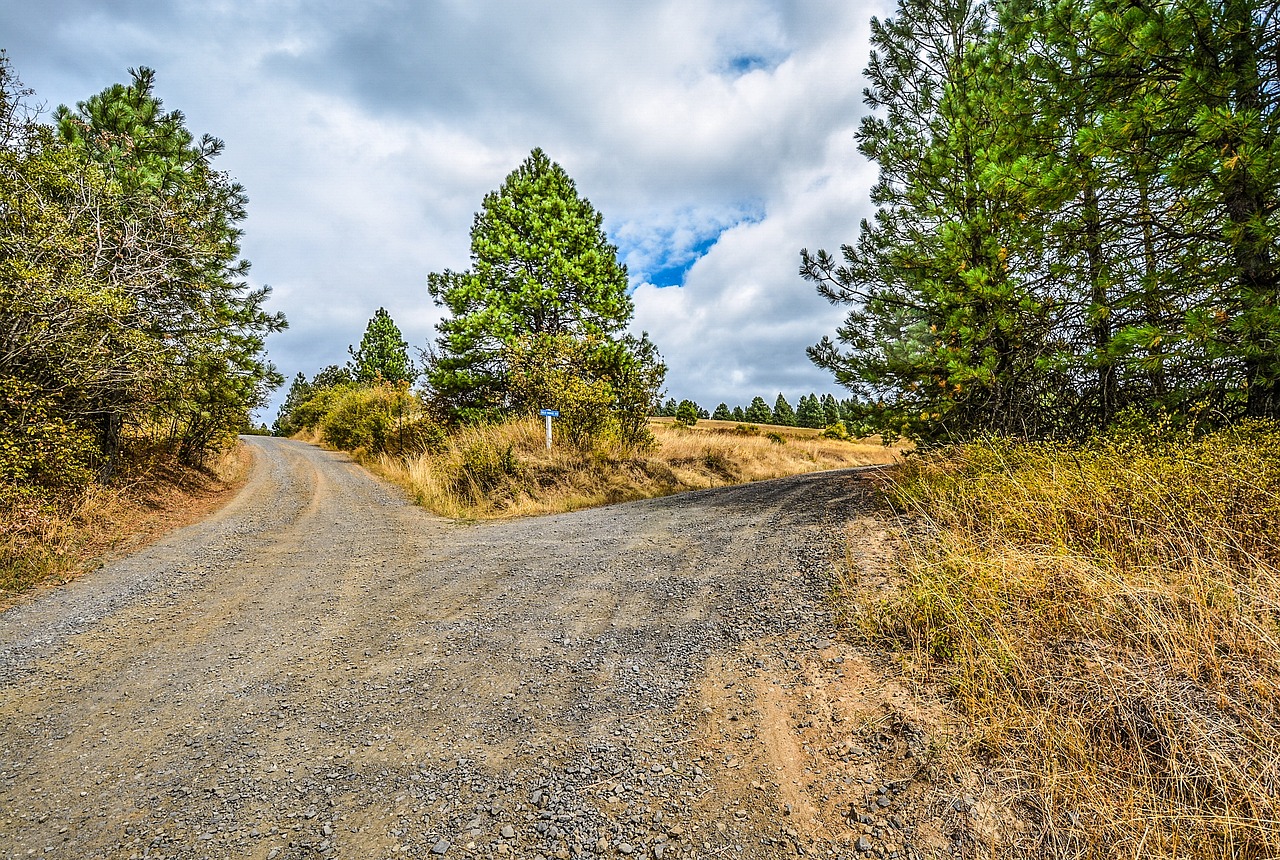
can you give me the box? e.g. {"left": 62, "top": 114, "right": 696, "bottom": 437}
{"left": 0, "top": 437, "right": 880, "bottom": 860}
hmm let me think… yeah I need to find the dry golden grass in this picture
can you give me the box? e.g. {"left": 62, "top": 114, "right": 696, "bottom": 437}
{"left": 369, "top": 416, "right": 902, "bottom": 519}
{"left": 0, "top": 443, "right": 250, "bottom": 599}
{"left": 648, "top": 416, "right": 832, "bottom": 437}
{"left": 845, "top": 424, "right": 1280, "bottom": 858}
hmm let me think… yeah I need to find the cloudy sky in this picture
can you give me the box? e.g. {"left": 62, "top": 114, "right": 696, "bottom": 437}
{"left": 3, "top": 0, "right": 888, "bottom": 419}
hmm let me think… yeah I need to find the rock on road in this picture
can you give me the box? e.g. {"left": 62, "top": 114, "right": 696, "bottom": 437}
{"left": 0, "top": 437, "right": 876, "bottom": 860}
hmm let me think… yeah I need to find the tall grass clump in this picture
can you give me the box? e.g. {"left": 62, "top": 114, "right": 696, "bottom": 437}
{"left": 854, "top": 421, "right": 1280, "bottom": 858}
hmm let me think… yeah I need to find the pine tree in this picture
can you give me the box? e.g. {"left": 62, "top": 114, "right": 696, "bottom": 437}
{"left": 45, "top": 64, "right": 284, "bottom": 466}
{"left": 797, "top": 394, "right": 826, "bottom": 428}
{"left": 731, "top": 405, "right": 746, "bottom": 422}
{"left": 744, "top": 396, "right": 773, "bottom": 424}
{"left": 273, "top": 373, "right": 312, "bottom": 436}
{"left": 1089, "top": 0, "right": 1280, "bottom": 419}
{"left": 427, "top": 148, "right": 632, "bottom": 419}
{"left": 802, "top": 0, "right": 1058, "bottom": 440}
{"left": 349, "top": 308, "right": 415, "bottom": 384}
{"left": 674, "top": 399, "right": 699, "bottom": 427}
{"left": 772, "top": 394, "right": 796, "bottom": 426}
{"left": 821, "top": 394, "right": 841, "bottom": 425}
{"left": 712, "top": 403, "right": 732, "bottom": 420}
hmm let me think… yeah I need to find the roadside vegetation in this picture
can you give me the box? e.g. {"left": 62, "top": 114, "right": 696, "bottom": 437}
{"left": 803, "top": 0, "right": 1279, "bottom": 854}
{"left": 372, "top": 417, "right": 897, "bottom": 519}
{"left": 2, "top": 443, "right": 250, "bottom": 598}
{"left": 1, "top": 57, "right": 281, "bottom": 594}
{"left": 276, "top": 150, "right": 899, "bottom": 519}
{"left": 280, "top": 366, "right": 898, "bottom": 519}
{"left": 840, "top": 420, "right": 1280, "bottom": 858}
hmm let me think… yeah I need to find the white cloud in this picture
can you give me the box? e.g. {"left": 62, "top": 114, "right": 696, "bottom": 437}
{"left": 1, "top": 0, "right": 893, "bottom": 416}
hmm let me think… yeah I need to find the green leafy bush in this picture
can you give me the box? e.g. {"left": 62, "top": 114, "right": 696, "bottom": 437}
{"left": 505, "top": 333, "right": 663, "bottom": 452}
{"left": 0, "top": 380, "right": 96, "bottom": 493}
{"left": 820, "top": 421, "right": 851, "bottom": 440}
{"left": 451, "top": 441, "right": 520, "bottom": 498}
{"left": 317, "top": 383, "right": 442, "bottom": 456}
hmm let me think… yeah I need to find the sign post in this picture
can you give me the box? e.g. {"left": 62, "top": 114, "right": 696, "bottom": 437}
{"left": 538, "top": 409, "right": 559, "bottom": 450}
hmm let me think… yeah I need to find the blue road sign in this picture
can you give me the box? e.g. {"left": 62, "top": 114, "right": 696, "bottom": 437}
{"left": 539, "top": 409, "right": 560, "bottom": 417}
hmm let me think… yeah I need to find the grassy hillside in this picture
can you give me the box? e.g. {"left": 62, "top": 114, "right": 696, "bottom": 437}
{"left": 842, "top": 423, "right": 1280, "bottom": 858}
{"left": 368, "top": 417, "right": 902, "bottom": 519}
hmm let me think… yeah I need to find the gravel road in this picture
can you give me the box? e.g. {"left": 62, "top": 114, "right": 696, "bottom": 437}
{"left": 0, "top": 437, "right": 882, "bottom": 860}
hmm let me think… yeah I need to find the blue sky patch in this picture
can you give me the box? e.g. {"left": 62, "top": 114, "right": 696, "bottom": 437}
{"left": 726, "top": 54, "right": 775, "bottom": 75}
{"left": 613, "top": 204, "right": 765, "bottom": 290}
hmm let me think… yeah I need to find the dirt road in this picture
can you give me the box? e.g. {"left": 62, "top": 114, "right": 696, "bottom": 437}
{"left": 0, "top": 437, "right": 939, "bottom": 860}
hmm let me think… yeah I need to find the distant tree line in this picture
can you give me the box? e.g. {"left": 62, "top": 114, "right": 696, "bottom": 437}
{"left": 1, "top": 56, "right": 283, "bottom": 507}
{"left": 803, "top": 0, "right": 1278, "bottom": 442}
{"left": 652, "top": 393, "right": 867, "bottom": 429}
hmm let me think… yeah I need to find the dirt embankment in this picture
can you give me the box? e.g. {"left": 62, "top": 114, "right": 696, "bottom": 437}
{"left": 0, "top": 437, "right": 975, "bottom": 860}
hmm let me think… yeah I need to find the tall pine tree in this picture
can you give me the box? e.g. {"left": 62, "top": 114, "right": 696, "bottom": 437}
{"left": 427, "top": 148, "right": 633, "bottom": 420}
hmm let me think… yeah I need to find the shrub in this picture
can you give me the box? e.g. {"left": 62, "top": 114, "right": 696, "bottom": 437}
{"left": 820, "top": 421, "right": 851, "bottom": 440}
{"left": 505, "top": 333, "right": 663, "bottom": 452}
{"left": 451, "top": 440, "right": 520, "bottom": 499}
{"left": 765, "top": 431, "right": 785, "bottom": 445}
{"left": 317, "top": 383, "right": 441, "bottom": 456}
{"left": 0, "top": 379, "right": 96, "bottom": 491}
{"left": 291, "top": 383, "right": 355, "bottom": 433}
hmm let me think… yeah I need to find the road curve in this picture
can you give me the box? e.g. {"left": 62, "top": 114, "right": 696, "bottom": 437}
{"left": 0, "top": 437, "right": 873, "bottom": 859}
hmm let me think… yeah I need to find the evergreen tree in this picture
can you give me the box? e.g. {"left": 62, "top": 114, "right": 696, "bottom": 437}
{"left": 427, "top": 148, "right": 632, "bottom": 419}
{"left": 805, "top": 0, "right": 1280, "bottom": 438}
{"left": 657, "top": 397, "right": 678, "bottom": 417}
{"left": 712, "top": 403, "right": 732, "bottom": 420}
{"left": 772, "top": 393, "right": 796, "bottom": 426}
{"left": 821, "top": 394, "right": 841, "bottom": 425}
{"left": 674, "top": 399, "right": 699, "bottom": 427}
{"left": 731, "top": 405, "right": 746, "bottom": 422}
{"left": 273, "top": 373, "right": 312, "bottom": 436}
{"left": 802, "top": 0, "right": 1058, "bottom": 440}
{"left": 797, "top": 394, "right": 826, "bottom": 428}
{"left": 349, "top": 307, "right": 414, "bottom": 384}
{"left": 312, "top": 365, "right": 354, "bottom": 390}
{"left": 1089, "top": 0, "right": 1280, "bottom": 419}
{"left": 25, "top": 63, "right": 284, "bottom": 467}
{"left": 744, "top": 396, "right": 773, "bottom": 424}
